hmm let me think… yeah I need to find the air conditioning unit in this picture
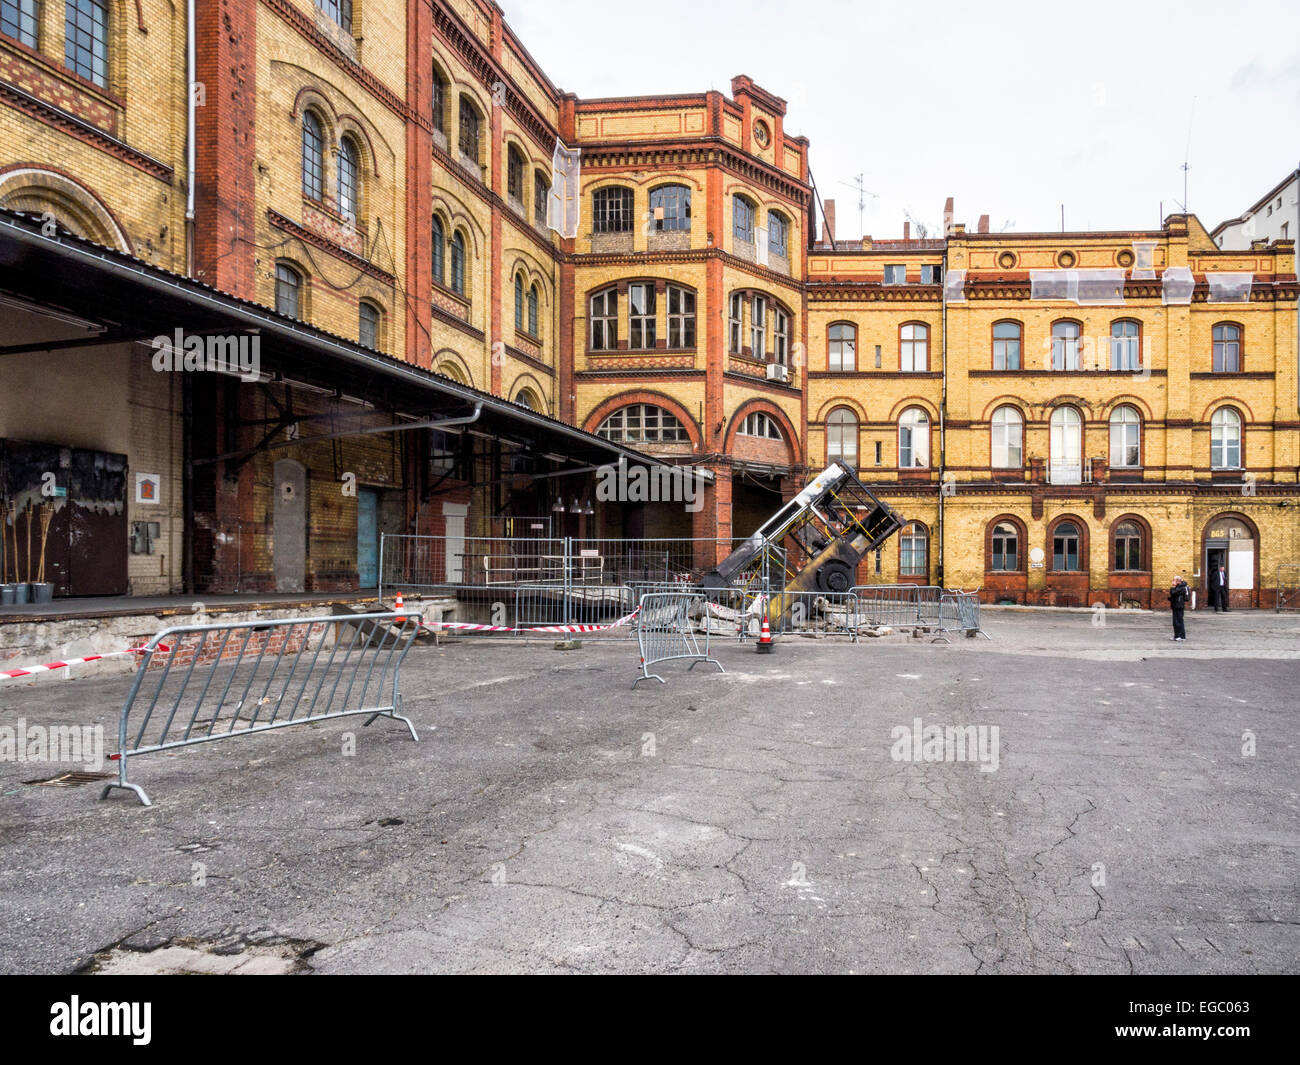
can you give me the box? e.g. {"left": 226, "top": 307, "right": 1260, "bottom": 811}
{"left": 766, "top": 362, "right": 789, "bottom": 383}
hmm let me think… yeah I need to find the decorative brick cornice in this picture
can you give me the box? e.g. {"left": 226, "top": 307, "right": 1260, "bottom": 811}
{"left": 268, "top": 209, "right": 396, "bottom": 285}
{"left": 581, "top": 142, "right": 809, "bottom": 206}
{"left": 506, "top": 343, "right": 553, "bottom": 375}
{"left": 430, "top": 299, "right": 485, "bottom": 341}
{"left": 0, "top": 80, "right": 171, "bottom": 181}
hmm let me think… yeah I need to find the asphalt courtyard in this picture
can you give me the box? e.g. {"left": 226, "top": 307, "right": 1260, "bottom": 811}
{"left": 0, "top": 607, "right": 1296, "bottom": 974}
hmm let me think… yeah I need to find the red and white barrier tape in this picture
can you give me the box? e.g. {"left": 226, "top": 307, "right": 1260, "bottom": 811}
{"left": 1, "top": 643, "right": 169, "bottom": 681}
{"left": 422, "top": 605, "right": 640, "bottom": 635}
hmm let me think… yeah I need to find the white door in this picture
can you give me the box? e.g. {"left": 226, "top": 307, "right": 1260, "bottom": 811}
{"left": 1050, "top": 408, "right": 1082, "bottom": 484}
{"left": 443, "top": 502, "right": 467, "bottom": 584}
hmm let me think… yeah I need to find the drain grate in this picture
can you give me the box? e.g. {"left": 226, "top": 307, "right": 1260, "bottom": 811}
{"left": 22, "top": 771, "right": 116, "bottom": 787}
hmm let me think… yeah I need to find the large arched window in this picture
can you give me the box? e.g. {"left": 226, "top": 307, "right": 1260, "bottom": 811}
{"left": 513, "top": 273, "right": 525, "bottom": 331}
{"left": 302, "top": 111, "right": 325, "bottom": 200}
{"left": 358, "top": 301, "right": 380, "bottom": 350}
{"left": 590, "top": 288, "right": 617, "bottom": 350}
{"left": 1113, "top": 520, "right": 1144, "bottom": 572}
{"left": 899, "top": 522, "right": 928, "bottom": 577}
{"left": 900, "top": 323, "right": 928, "bottom": 372}
{"left": 829, "top": 323, "right": 856, "bottom": 371}
{"left": 507, "top": 145, "right": 525, "bottom": 204}
{"left": 733, "top": 194, "right": 755, "bottom": 243}
{"left": 593, "top": 187, "right": 633, "bottom": 233}
{"left": 458, "top": 96, "right": 481, "bottom": 162}
{"left": 992, "top": 321, "right": 1021, "bottom": 370}
{"left": 1211, "top": 408, "right": 1242, "bottom": 469}
{"left": 528, "top": 284, "right": 539, "bottom": 337}
{"left": 826, "top": 408, "right": 858, "bottom": 466}
{"left": 431, "top": 215, "right": 445, "bottom": 285}
{"left": 534, "top": 171, "right": 550, "bottom": 227}
{"left": 649, "top": 184, "right": 691, "bottom": 231}
{"left": 449, "top": 230, "right": 466, "bottom": 295}
{"left": 991, "top": 406, "right": 1023, "bottom": 468}
{"left": 431, "top": 63, "right": 449, "bottom": 134}
{"left": 514, "top": 388, "right": 539, "bottom": 411}
{"left": 991, "top": 521, "right": 1020, "bottom": 571}
{"left": 1051, "top": 520, "right": 1082, "bottom": 571}
{"left": 898, "top": 408, "right": 930, "bottom": 468}
{"left": 1052, "top": 320, "right": 1081, "bottom": 371}
{"left": 740, "top": 411, "right": 782, "bottom": 439}
{"left": 1110, "top": 320, "right": 1140, "bottom": 371}
{"left": 597, "top": 404, "right": 689, "bottom": 444}
{"left": 275, "top": 262, "right": 303, "bottom": 318}
{"left": 1109, "top": 405, "right": 1141, "bottom": 467}
{"left": 337, "top": 136, "right": 360, "bottom": 222}
{"left": 1049, "top": 406, "right": 1082, "bottom": 484}
{"left": 1213, "top": 323, "right": 1242, "bottom": 372}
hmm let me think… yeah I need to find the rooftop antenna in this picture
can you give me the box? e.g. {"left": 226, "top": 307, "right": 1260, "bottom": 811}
{"left": 839, "top": 174, "right": 878, "bottom": 236}
{"left": 1176, "top": 96, "right": 1197, "bottom": 214}
{"left": 998, "top": 218, "right": 1016, "bottom": 232}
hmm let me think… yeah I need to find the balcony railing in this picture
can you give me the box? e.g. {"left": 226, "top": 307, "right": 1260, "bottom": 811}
{"left": 1048, "top": 461, "right": 1092, "bottom": 485}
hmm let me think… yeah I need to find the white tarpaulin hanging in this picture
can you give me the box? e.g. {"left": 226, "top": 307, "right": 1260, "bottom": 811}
{"left": 943, "top": 268, "right": 966, "bottom": 303}
{"left": 1030, "top": 270, "right": 1078, "bottom": 302}
{"left": 547, "top": 140, "right": 581, "bottom": 239}
{"left": 1207, "top": 272, "right": 1254, "bottom": 303}
{"left": 1131, "top": 240, "right": 1157, "bottom": 280}
{"left": 1162, "top": 266, "right": 1194, "bottom": 305}
{"left": 1075, "top": 269, "right": 1126, "bottom": 305}
{"left": 755, "top": 226, "right": 769, "bottom": 267}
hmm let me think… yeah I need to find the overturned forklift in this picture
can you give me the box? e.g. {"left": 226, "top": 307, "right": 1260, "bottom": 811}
{"left": 699, "top": 463, "right": 905, "bottom": 630}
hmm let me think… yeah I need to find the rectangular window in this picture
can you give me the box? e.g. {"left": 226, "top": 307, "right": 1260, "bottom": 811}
{"left": 774, "top": 308, "right": 789, "bottom": 364}
{"left": 733, "top": 196, "right": 754, "bottom": 243}
{"left": 667, "top": 286, "right": 696, "bottom": 348}
{"left": 593, "top": 187, "right": 633, "bottom": 233}
{"left": 432, "top": 78, "right": 446, "bottom": 133}
{"left": 458, "top": 100, "right": 480, "bottom": 161}
{"left": 628, "top": 283, "right": 656, "bottom": 349}
{"left": 883, "top": 264, "right": 906, "bottom": 285}
{"left": 507, "top": 152, "right": 524, "bottom": 202}
{"left": 874, "top": 440, "right": 882, "bottom": 466}
{"left": 829, "top": 326, "right": 855, "bottom": 371}
{"left": 769, "top": 215, "right": 788, "bottom": 257}
{"left": 992, "top": 324, "right": 1021, "bottom": 370}
{"left": 728, "top": 293, "right": 743, "bottom": 353}
{"left": 651, "top": 185, "right": 691, "bottom": 232}
{"left": 1, "top": 0, "right": 38, "bottom": 46}
{"left": 900, "top": 530, "right": 926, "bottom": 576}
{"left": 874, "top": 344, "right": 882, "bottom": 368}
{"left": 535, "top": 173, "right": 549, "bottom": 227}
{"left": 920, "top": 264, "right": 942, "bottom": 284}
{"left": 590, "top": 290, "right": 617, "bottom": 350}
{"left": 65, "top": 0, "right": 108, "bottom": 86}
{"left": 316, "top": 0, "right": 353, "bottom": 33}
{"left": 750, "top": 295, "right": 767, "bottom": 359}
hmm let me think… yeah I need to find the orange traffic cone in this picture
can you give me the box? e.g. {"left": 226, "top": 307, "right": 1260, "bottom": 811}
{"left": 755, "top": 615, "right": 773, "bottom": 653}
{"left": 394, "top": 592, "right": 406, "bottom": 623}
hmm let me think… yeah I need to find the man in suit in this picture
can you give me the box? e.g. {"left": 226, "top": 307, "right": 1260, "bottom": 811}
{"left": 1209, "top": 562, "right": 1230, "bottom": 612}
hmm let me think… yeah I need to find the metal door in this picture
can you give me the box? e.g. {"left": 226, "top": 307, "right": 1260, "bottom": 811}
{"left": 357, "top": 487, "right": 379, "bottom": 588}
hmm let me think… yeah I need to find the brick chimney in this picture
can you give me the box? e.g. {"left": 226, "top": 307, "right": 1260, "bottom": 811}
{"left": 903, "top": 220, "right": 910, "bottom": 241}
{"left": 821, "top": 199, "right": 836, "bottom": 244}
{"left": 978, "top": 214, "right": 990, "bottom": 234}
{"left": 943, "top": 197, "right": 954, "bottom": 234}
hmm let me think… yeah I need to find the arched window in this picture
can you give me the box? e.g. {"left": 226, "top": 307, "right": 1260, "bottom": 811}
{"left": 900, "top": 522, "right": 928, "bottom": 577}
{"left": 733, "top": 194, "right": 755, "bottom": 243}
{"left": 728, "top": 293, "right": 744, "bottom": 353}
{"left": 302, "top": 111, "right": 325, "bottom": 200}
{"left": 649, "top": 185, "right": 691, "bottom": 231}
{"left": 900, "top": 323, "right": 928, "bottom": 372}
{"left": 667, "top": 285, "right": 696, "bottom": 348}
{"left": 1211, "top": 408, "right": 1242, "bottom": 469}
{"left": 528, "top": 284, "right": 539, "bottom": 337}
{"left": 829, "top": 323, "right": 856, "bottom": 372}
{"left": 358, "top": 302, "right": 380, "bottom": 350}
{"left": 431, "top": 215, "right": 445, "bottom": 284}
{"left": 65, "top": 0, "right": 109, "bottom": 85}
{"left": 337, "top": 136, "right": 360, "bottom": 222}
{"left": 1051, "top": 520, "right": 1082, "bottom": 571}
{"left": 275, "top": 262, "right": 302, "bottom": 318}
{"left": 514, "top": 388, "right": 538, "bottom": 411}
{"left": 740, "top": 411, "right": 782, "bottom": 439}
{"left": 449, "top": 230, "right": 466, "bottom": 295}
{"left": 458, "top": 96, "right": 481, "bottom": 162}
{"left": 590, "top": 288, "right": 617, "bottom": 350}
{"left": 3, "top": 0, "right": 38, "bottom": 47}
{"left": 534, "top": 171, "right": 550, "bottom": 227}
{"left": 628, "top": 282, "right": 656, "bottom": 349}
{"left": 513, "top": 273, "right": 525, "bottom": 331}
{"left": 1113, "top": 520, "right": 1144, "bottom": 572}
{"left": 432, "top": 64, "right": 448, "bottom": 134}
{"left": 1110, "top": 320, "right": 1140, "bottom": 371}
{"left": 507, "top": 145, "right": 525, "bottom": 204}
{"left": 991, "top": 406, "right": 1023, "bottom": 468}
{"left": 1052, "top": 320, "right": 1081, "bottom": 371}
{"left": 1213, "top": 323, "right": 1242, "bottom": 372}
{"left": 1049, "top": 406, "right": 1082, "bottom": 484}
{"left": 768, "top": 211, "right": 789, "bottom": 257}
{"left": 593, "top": 187, "right": 633, "bottom": 233}
{"left": 898, "top": 408, "right": 930, "bottom": 468}
{"left": 597, "top": 404, "right": 689, "bottom": 444}
{"left": 1109, "top": 405, "right": 1141, "bottom": 467}
{"left": 993, "top": 321, "right": 1021, "bottom": 370}
{"left": 991, "top": 521, "right": 1019, "bottom": 571}
{"left": 826, "top": 408, "right": 858, "bottom": 466}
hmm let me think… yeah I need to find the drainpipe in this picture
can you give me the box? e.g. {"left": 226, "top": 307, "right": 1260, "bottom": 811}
{"left": 937, "top": 259, "right": 948, "bottom": 589}
{"left": 185, "top": 0, "right": 196, "bottom": 276}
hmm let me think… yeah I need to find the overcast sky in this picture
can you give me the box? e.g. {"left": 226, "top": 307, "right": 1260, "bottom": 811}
{"left": 504, "top": 0, "right": 1300, "bottom": 239}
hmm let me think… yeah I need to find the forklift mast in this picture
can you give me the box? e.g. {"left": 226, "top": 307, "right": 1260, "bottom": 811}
{"left": 700, "top": 464, "right": 905, "bottom": 608}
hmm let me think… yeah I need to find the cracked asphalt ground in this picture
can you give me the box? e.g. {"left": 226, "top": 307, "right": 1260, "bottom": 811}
{"left": 1, "top": 609, "right": 1297, "bottom": 974}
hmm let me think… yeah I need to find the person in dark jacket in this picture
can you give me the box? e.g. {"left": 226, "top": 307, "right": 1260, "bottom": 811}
{"left": 1168, "top": 575, "right": 1189, "bottom": 640}
{"left": 1209, "top": 563, "right": 1230, "bottom": 612}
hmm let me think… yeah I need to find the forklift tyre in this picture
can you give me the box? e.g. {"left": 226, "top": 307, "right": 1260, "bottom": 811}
{"left": 816, "top": 560, "right": 853, "bottom": 593}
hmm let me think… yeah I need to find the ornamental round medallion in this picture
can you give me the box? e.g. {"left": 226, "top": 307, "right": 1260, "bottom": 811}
{"left": 753, "top": 120, "right": 771, "bottom": 148}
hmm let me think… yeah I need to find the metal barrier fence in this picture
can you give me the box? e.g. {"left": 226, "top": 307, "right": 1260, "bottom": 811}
{"left": 1277, "top": 564, "right": 1300, "bottom": 611}
{"left": 634, "top": 592, "right": 725, "bottom": 687}
{"left": 930, "top": 592, "right": 987, "bottom": 641}
{"left": 102, "top": 611, "right": 422, "bottom": 806}
{"left": 851, "top": 585, "right": 985, "bottom": 638}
